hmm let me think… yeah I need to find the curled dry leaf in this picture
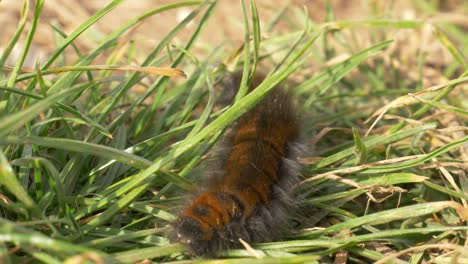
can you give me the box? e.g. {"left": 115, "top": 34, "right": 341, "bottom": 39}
{"left": 364, "top": 76, "right": 468, "bottom": 136}
{"left": 1, "top": 65, "right": 187, "bottom": 78}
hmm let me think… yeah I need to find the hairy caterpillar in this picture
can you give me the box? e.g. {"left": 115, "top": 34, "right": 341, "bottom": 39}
{"left": 170, "top": 72, "right": 304, "bottom": 256}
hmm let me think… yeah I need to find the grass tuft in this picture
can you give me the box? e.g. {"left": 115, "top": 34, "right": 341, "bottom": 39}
{"left": 0, "top": 0, "right": 467, "bottom": 263}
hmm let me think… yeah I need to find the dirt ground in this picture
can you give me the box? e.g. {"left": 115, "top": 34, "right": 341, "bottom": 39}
{"left": 0, "top": 0, "right": 466, "bottom": 68}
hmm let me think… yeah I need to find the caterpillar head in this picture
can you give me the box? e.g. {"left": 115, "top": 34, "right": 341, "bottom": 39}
{"left": 170, "top": 217, "right": 219, "bottom": 256}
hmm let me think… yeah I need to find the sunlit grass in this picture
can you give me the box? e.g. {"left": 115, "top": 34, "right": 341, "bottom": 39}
{"left": 0, "top": 0, "right": 467, "bottom": 263}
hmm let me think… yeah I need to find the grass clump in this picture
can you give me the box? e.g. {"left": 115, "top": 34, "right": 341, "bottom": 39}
{"left": 0, "top": 0, "right": 467, "bottom": 263}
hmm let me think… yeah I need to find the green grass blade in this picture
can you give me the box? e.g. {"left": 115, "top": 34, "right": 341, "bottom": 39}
{"left": 315, "top": 123, "right": 436, "bottom": 168}
{"left": 6, "top": 0, "right": 43, "bottom": 87}
{"left": 298, "top": 201, "right": 466, "bottom": 237}
{"left": 0, "top": 149, "right": 38, "bottom": 215}
{"left": 0, "top": 136, "right": 151, "bottom": 169}
{"left": 0, "top": 86, "right": 83, "bottom": 138}
{"left": 0, "top": 0, "right": 29, "bottom": 68}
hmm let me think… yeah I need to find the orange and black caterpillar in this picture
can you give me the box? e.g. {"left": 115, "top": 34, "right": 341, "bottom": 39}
{"left": 170, "top": 73, "right": 304, "bottom": 256}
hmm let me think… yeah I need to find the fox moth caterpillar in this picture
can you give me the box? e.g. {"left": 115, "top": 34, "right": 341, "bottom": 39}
{"left": 170, "top": 72, "right": 304, "bottom": 256}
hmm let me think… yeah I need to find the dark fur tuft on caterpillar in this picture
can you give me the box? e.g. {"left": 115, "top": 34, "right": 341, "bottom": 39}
{"left": 169, "top": 72, "right": 305, "bottom": 256}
